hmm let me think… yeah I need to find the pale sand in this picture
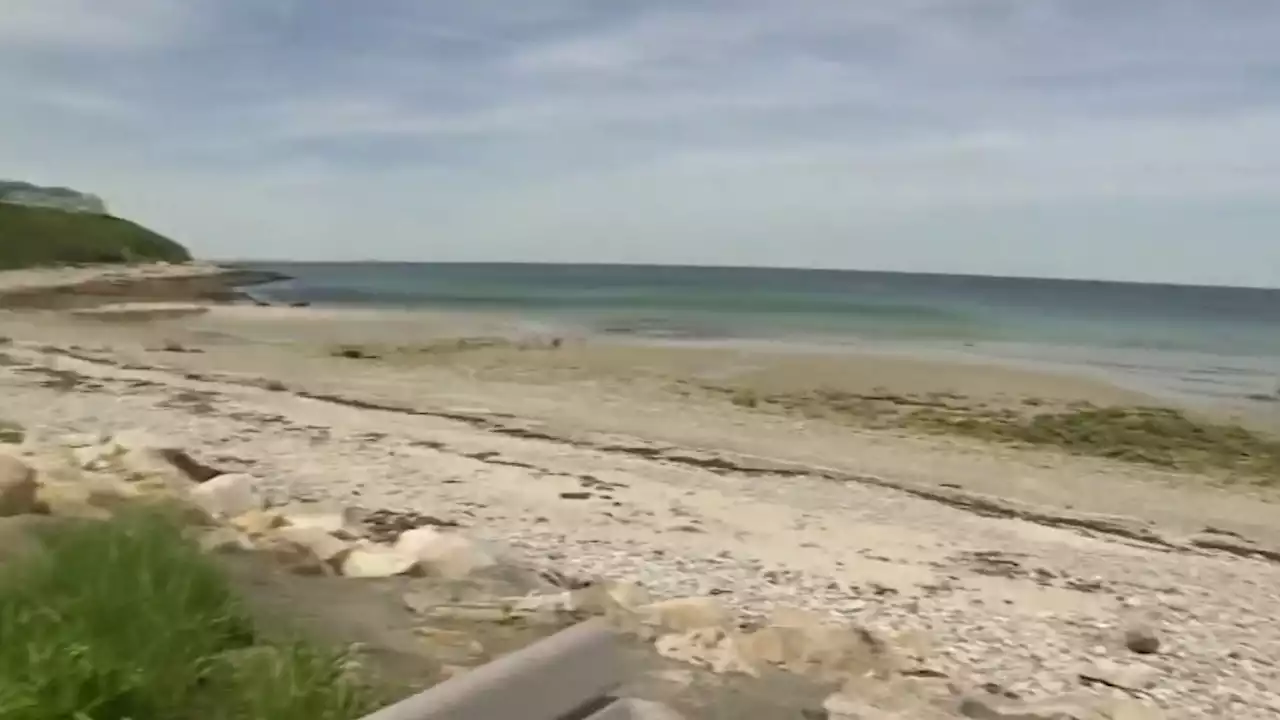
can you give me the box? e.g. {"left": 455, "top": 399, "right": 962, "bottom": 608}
{"left": 2, "top": 304, "right": 1280, "bottom": 715}
{"left": 0, "top": 261, "right": 230, "bottom": 293}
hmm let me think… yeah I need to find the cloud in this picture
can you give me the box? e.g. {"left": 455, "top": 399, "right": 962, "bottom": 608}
{"left": 0, "top": 0, "right": 196, "bottom": 49}
{"left": 2, "top": 0, "right": 1280, "bottom": 284}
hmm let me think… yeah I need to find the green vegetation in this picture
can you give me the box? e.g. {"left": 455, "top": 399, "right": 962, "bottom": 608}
{"left": 0, "top": 202, "right": 191, "bottom": 269}
{"left": 0, "top": 510, "right": 382, "bottom": 720}
{"left": 905, "top": 405, "right": 1280, "bottom": 479}
{"left": 708, "top": 384, "right": 1280, "bottom": 481}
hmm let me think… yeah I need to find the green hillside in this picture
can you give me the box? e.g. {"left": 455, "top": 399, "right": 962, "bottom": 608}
{"left": 0, "top": 202, "right": 192, "bottom": 269}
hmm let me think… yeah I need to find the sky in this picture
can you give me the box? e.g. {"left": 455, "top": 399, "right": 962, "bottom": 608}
{"left": 3, "top": 1, "right": 1280, "bottom": 286}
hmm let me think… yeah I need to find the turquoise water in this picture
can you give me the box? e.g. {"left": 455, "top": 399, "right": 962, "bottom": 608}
{"left": 239, "top": 262, "right": 1280, "bottom": 405}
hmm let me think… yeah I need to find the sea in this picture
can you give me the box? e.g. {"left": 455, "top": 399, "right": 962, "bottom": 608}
{"left": 237, "top": 262, "right": 1280, "bottom": 409}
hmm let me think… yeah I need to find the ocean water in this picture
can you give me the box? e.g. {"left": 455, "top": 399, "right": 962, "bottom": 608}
{"left": 239, "top": 262, "right": 1280, "bottom": 406}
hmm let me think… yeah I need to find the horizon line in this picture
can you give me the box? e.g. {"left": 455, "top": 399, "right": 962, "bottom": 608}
{"left": 213, "top": 258, "right": 1280, "bottom": 292}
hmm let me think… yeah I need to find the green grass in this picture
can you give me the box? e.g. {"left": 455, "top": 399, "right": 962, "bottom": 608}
{"left": 0, "top": 510, "right": 383, "bottom": 720}
{"left": 0, "top": 203, "right": 191, "bottom": 270}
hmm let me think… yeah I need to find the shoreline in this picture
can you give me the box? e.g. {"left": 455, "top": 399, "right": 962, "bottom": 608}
{"left": 0, "top": 262, "right": 289, "bottom": 309}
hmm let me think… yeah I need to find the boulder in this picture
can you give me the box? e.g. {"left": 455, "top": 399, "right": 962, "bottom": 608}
{"left": 271, "top": 526, "right": 353, "bottom": 565}
{"left": 33, "top": 475, "right": 142, "bottom": 519}
{"left": 340, "top": 546, "right": 420, "bottom": 578}
{"left": 189, "top": 473, "right": 264, "bottom": 519}
{"left": 638, "top": 596, "right": 732, "bottom": 633}
{"left": 0, "top": 454, "right": 38, "bottom": 516}
{"left": 393, "top": 527, "right": 497, "bottom": 580}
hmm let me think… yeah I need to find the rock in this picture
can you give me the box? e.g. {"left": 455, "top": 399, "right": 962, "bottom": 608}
{"left": 34, "top": 475, "right": 142, "bottom": 519}
{"left": 639, "top": 596, "right": 732, "bottom": 632}
{"left": 340, "top": 546, "right": 420, "bottom": 578}
{"left": 229, "top": 509, "right": 286, "bottom": 536}
{"left": 110, "top": 431, "right": 222, "bottom": 484}
{"left": 1122, "top": 622, "right": 1160, "bottom": 655}
{"left": 276, "top": 503, "right": 363, "bottom": 538}
{"left": 655, "top": 627, "right": 760, "bottom": 677}
{"left": 189, "top": 473, "right": 264, "bottom": 519}
{"left": 393, "top": 527, "right": 496, "bottom": 580}
{"left": 254, "top": 533, "right": 336, "bottom": 576}
{"left": 1079, "top": 659, "right": 1161, "bottom": 692}
{"left": 0, "top": 454, "right": 38, "bottom": 516}
{"left": 735, "top": 608, "right": 899, "bottom": 680}
{"left": 271, "top": 526, "right": 353, "bottom": 564}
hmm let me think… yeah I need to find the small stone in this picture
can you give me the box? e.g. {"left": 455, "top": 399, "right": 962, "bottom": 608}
{"left": 0, "top": 455, "right": 38, "bottom": 516}
{"left": 1123, "top": 623, "right": 1160, "bottom": 655}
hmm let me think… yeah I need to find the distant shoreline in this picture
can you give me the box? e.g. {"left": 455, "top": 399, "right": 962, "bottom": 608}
{"left": 0, "top": 262, "right": 290, "bottom": 309}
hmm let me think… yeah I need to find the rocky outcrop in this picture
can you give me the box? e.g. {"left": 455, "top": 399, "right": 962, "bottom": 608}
{"left": 0, "top": 180, "right": 107, "bottom": 214}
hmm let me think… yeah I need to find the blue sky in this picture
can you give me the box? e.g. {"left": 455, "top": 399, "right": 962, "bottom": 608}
{"left": 3, "top": 1, "right": 1280, "bottom": 286}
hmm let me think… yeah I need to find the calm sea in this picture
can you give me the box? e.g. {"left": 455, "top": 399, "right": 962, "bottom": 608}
{"left": 238, "top": 262, "right": 1280, "bottom": 407}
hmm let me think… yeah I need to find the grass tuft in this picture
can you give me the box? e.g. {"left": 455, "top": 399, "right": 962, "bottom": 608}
{"left": 0, "top": 509, "right": 383, "bottom": 720}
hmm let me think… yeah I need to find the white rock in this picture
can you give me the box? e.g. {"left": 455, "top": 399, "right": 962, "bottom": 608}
{"left": 393, "top": 527, "right": 496, "bottom": 579}
{"left": 340, "top": 547, "right": 419, "bottom": 578}
{"left": 189, "top": 473, "right": 264, "bottom": 519}
{"left": 272, "top": 526, "right": 353, "bottom": 564}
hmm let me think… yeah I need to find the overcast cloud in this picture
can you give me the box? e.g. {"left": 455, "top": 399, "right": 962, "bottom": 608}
{"left": 3, "top": 0, "right": 1279, "bottom": 285}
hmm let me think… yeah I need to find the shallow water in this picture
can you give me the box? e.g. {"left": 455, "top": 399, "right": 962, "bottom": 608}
{"left": 239, "top": 262, "right": 1280, "bottom": 406}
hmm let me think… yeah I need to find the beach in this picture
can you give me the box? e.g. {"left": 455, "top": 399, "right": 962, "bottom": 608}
{"left": 2, "top": 264, "right": 1280, "bottom": 717}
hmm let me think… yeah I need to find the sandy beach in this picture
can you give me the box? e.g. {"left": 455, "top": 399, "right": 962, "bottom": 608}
{"left": 2, "top": 266, "right": 1280, "bottom": 717}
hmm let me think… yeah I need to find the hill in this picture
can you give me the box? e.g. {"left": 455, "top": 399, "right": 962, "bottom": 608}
{"left": 0, "top": 201, "right": 192, "bottom": 270}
